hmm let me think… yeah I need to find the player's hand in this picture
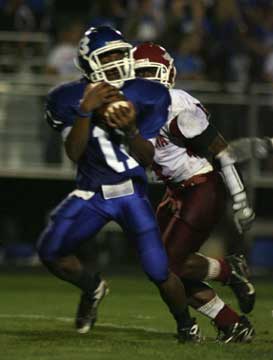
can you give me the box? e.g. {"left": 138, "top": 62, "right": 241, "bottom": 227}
{"left": 247, "top": 137, "right": 273, "bottom": 159}
{"left": 105, "top": 102, "right": 137, "bottom": 134}
{"left": 167, "top": 197, "right": 182, "bottom": 215}
{"left": 230, "top": 137, "right": 273, "bottom": 162}
{"left": 233, "top": 199, "right": 255, "bottom": 234}
{"left": 79, "top": 82, "right": 120, "bottom": 113}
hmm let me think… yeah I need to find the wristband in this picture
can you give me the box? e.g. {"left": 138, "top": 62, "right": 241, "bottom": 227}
{"left": 72, "top": 105, "right": 93, "bottom": 118}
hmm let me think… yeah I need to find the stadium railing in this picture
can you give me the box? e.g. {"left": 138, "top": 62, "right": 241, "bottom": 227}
{"left": 0, "top": 74, "right": 272, "bottom": 263}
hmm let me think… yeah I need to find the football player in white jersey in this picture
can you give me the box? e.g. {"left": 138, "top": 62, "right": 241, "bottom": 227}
{"left": 133, "top": 43, "right": 256, "bottom": 343}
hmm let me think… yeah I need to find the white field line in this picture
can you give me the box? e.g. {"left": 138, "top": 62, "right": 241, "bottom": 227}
{"left": 0, "top": 313, "right": 169, "bottom": 334}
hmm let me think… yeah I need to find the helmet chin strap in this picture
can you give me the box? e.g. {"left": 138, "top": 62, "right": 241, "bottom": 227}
{"left": 106, "top": 80, "right": 125, "bottom": 88}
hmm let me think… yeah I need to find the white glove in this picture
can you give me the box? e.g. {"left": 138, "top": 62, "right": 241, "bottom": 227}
{"left": 233, "top": 193, "right": 255, "bottom": 234}
{"left": 251, "top": 137, "right": 273, "bottom": 159}
{"left": 230, "top": 137, "right": 273, "bottom": 163}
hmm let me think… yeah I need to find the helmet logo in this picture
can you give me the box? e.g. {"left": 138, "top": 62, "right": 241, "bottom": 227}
{"left": 79, "top": 36, "right": 90, "bottom": 56}
{"left": 162, "top": 52, "right": 172, "bottom": 62}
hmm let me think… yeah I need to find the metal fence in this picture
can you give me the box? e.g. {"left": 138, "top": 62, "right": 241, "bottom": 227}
{"left": 0, "top": 74, "right": 273, "bottom": 268}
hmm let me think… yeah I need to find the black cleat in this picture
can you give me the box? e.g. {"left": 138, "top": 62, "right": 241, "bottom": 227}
{"left": 216, "top": 315, "right": 255, "bottom": 343}
{"left": 225, "top": 254, "right": 255, "bottom": 313}
{"left": 177, "top": 318, "right": 201, "bottom": 343}
{"left": 75, "top": 279, "right": 109, "bottom": 334}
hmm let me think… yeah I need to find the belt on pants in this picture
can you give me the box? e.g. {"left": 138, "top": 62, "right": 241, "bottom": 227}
{"left": 167, "top": 171, "right": 217, "bottom": 192}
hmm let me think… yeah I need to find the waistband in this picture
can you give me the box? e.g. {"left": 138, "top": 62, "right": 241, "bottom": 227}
{"left": 167, "top": 170, "right": 218, "bottom": 191}
{"left": 75, "top": 178, "right": 147, "bottom": 200}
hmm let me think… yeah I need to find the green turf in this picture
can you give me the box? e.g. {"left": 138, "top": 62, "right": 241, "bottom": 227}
{"left": 0, "top": 271, "right": 272, "bottom": 360}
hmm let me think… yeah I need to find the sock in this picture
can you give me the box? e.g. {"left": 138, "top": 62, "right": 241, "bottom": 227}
{"left": 43, "top": 258, "right": 102, "bottom": 295}
{"left": 216, "top": 258, "right": 231, "bottom": 283}
{"left": 197, "top": 296, "right": 240, "bottom": 329}
{"left": 175, "top": 306, "right": 193, "bottom": 329}
{"left": 197, "top": 295, "right": 225, "bottom": 319}
{"left": 205, "top": 257, "right": 231, "bottom": 283}
{"left": 214, "top": 305, "right": 240, "bottom": 329}
{"left": 77, "top": 271, "right": 101, "bottom": 295}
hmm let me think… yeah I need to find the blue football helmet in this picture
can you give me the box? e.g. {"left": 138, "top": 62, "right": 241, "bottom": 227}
{"left": 75, "top": 26, "right": 135, "bottom": 87}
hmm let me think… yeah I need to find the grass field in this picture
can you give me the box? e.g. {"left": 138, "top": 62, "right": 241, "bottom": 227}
{"left": 0, "top": 271, "right": 272, "bottom": 360}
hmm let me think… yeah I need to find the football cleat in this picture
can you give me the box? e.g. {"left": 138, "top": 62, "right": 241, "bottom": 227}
{"left": 75, "top": 279, "right": 109, "bottom": 334}
{"left": 225, "top": 254, "right": 255, "bottom": 313}
{"left": 177, "top": 318, "right": 202, "bottom": 343}
{"left": 216, "top": 315, "right": 255, "bottom": 343}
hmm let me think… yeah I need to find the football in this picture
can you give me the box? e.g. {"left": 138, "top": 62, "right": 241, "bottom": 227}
{"left": 104, "top": 100, "right": 132, "bottom": 119}
{"left": 94, "top": 91, "right": 126, "bottom": 120}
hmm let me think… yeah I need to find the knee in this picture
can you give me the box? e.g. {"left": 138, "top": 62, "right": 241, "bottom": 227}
{"left": 183, "top": 279, "right": 212, "bottom": 297}
{"left": 180, "top": 254, "right": 208, "bottom": 278}
{"left": 146, "top": 267, "right": 169, "bottom": 284}
{"left": 142, "top": 249, "right": 169, "bottom": 284}
{"left": 36, "top": 229, "right": 59, "bottom": 263}
{"left": 41, "top": 255, "right": 77, "bottom": 277}
{"left": 180, "top": 256, "right": 196, "bottom": 276}
{"left": 37, "top": 244, "right": 58, "bottom": 267}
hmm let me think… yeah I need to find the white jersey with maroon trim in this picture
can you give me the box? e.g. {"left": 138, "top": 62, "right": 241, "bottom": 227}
{"left": 153, "top": 88, "right": 213, "bottom": 183}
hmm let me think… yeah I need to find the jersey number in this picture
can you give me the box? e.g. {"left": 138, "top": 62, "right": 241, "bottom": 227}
{"left": 93, "top": 126, "right": 138, "bottom": 172}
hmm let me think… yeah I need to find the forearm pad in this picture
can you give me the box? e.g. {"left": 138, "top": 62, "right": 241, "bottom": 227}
{"left": 216, "top": 147, "right": 245, "bottom": 197}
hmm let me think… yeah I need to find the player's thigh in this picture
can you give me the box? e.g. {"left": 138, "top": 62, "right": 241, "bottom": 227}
{"left": 163, "top": 215, "right": 209, "bottom": 266}
{"left": 121, "top": 194, "right": 160, "bottom": 236}
{"left": 180, "top": 174, "right": 227, "bottom": 232}
{"left": 162, "top": 176, "right": 226, "bottom": 272}
{"left": 37, "top": 195, "right": 108, "bottom": 260}
{"left": 121, "top": 195, "right": 169, "bottom": 283}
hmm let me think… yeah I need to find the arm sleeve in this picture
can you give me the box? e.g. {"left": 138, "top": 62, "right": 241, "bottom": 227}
{"left": 45, "top": 89, "right": 76, "bottom": 136}
{"left": 139, "top": 89, "right": 171, "bottom": 140}
{"left": 169, "top": 116, "right": 225, "bottom": 158}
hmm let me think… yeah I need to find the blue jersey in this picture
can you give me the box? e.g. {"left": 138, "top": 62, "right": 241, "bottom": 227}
{"left": 45, "top": 78, "right": 171, "bottom": 191}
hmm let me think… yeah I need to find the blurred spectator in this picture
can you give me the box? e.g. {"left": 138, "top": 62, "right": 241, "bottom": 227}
{"left": 45, "top": 21, "right": 83, "bottom": 77}
{"left": 0, "top": 0, "right": 36, "bottom": 31}
{"left": 88, "top": 0, "right": 127, "bottom": 31}
{"left": 41, "top": 21, "right": 84, "bottom": 165}
{"left": 0, "top": 0, "right": 52, "bottom": 32}
{"left": 241, "top": 0, "right": 273, "bottom": 81}
{"left": 263, "top": 49, "right": 273, "bottom": 81}
{"left": 0, "top": 0, "right": 51, "bottom": 73}
{"left": 174, "top": 32, "right": 206, "bottom": 80}
{"left": 204, "top": 0, "right": 249, "bottom": 83}
{"left": 160, "top": 0, "right": 205, "bottom": 52}
{"left": 26, "top": 0, "right": 53, "bottom": 33}
{"left": 124, "top": 0, "right": 161, "bottom": 42}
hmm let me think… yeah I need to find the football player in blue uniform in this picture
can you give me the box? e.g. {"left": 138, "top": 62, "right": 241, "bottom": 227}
{"left": 37, "top": 26, "right": 189, "bottom": 340}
